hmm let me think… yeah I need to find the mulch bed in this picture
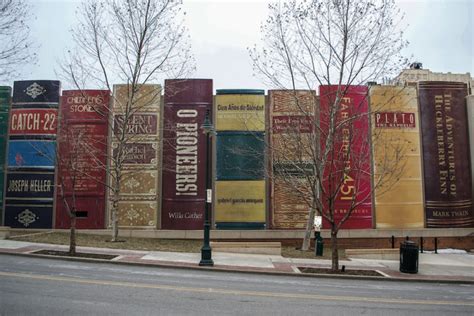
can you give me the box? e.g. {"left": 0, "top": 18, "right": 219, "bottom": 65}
{"left": 34, "top": 250, "right": 118, "bottom": 260}
{"left": 298, "top": 267, "right": 384, "bottom": 277}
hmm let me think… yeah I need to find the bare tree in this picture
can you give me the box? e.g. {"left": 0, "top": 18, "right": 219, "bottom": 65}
{"left": 61, "top": 0, "right": 194, "bottom": 241}
{"left": 250, "top": 0, "right": 408, "bottom": 270}
{"left": 55, "top": 90, "right": 110, "bottom": 255}
{"left": 0, "top": 0, "right": 36, "bottom": 81}
{"left": 56, "top": 127, "right": 89, "bottom": 256}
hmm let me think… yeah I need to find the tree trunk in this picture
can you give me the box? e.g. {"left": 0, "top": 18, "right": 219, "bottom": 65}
{"left": 110, "top": 171, "right": 121, "bottom": 242}
{"left": 69, "top": 215, "right": 76, "bottom": 256}
{"left": 331, "top": 229, "right": 339, "bottom": 271}
{"left": 111, "top": 198, "right": 119, "bottom": 242}
{"left": 302, "top": 206, "right": 316, "bottom": 251}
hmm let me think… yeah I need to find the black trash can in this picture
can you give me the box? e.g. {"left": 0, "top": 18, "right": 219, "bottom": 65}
{"left": 400, "top": 240, "right": 419, "bottom": 274}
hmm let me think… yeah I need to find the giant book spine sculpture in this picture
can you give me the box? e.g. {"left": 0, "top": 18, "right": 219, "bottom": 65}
{"left": 0, "top": 86, "right": 11, "bottom": 223}
{"left": 109, "top": 84, "right": 161, "bottom": 228}
{"left": 268, "top": 90, "right": 316, "bottom": 229}
{"left": 4, "top": 80, "right": 60, "bottom": 228}
{"left": 370, "top": 85, "right": 424, "bottom": 228}
{"left": 214, "top": 89, "right": 266, "bottom": 229}
{"left": 55, "top": 90, "right": 110, "bottom": 229}
{"left": 319, "top": 85, "right": 373, "bottom": 229}
{"left": 467, "top": 95, "right": 474, "bottom": 206}
{"left": 418, "top": 81, "right": 473, "bottom": 227}
{"left": 161, "top": 79, "right": 212, "bottom": 229}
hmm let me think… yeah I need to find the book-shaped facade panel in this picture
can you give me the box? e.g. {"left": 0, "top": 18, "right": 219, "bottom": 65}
{"left": 319, "top": 85, "right": 372, "bottom": 229}
{"left": 0, "top": 86, "right": 11, "bottom": 220}
{"left": 215, "top": 180, "right": 266, "bottom": 229}
{"left": 109, "top": 84, "right": 161, "bottom": 228}
{"left": 370, "top": 86, "right": 424, "bottom": 228}
{"left": 467, "top": 95, "right": 474, "bottom": 204}
{"left": 215, "top": 90, "right": 265, "bottom": 131}
{"left": 55, "top": 90, "right": 110, "bottom": 229}
{"left": 418, "top": 81, "right": 473, "bottom": 227}
{"left": 4, "top": 80, "right": 60, "bottom": 229}
{"left": 216, "top": 132, "right": 264, "bottom": 180}
{"left": 268, "top": 90, "right": 317, "bottom": 229}
{"left": 161, "top": 79, "right": 212, "bottom": 229}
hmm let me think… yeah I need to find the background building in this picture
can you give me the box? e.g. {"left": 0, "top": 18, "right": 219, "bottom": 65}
{"left": 392, "top": 62, "right": 473, "bottom": 93}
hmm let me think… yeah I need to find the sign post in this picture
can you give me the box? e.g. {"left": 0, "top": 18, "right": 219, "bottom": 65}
{"left": 199, "top": 110, "right": 214, "bottom": 266}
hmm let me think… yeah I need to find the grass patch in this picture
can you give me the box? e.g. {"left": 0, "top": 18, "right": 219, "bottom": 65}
{"left": 11, "top": 232, "right": 202, "bottom": 253}
{"left": 10, "top": 231, "right": 346, "bottom": 259}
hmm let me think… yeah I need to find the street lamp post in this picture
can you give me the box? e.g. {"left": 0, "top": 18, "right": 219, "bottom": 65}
{"left": 199, "top": 109, "right": 214, "bottom": 266}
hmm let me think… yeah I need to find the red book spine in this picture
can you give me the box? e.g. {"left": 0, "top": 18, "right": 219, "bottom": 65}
{"left": 319, "top": 85, "right": 373, "bottom": 229}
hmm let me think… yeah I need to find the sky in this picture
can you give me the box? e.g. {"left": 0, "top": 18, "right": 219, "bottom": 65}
{"left": 8, "top": 0, "right": 474, "bottom": 90}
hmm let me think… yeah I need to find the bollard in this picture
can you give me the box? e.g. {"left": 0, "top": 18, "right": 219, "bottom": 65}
{"left": 420, "top": 237, "right": 424, "bottom": 253}
{"left": 391, "top": 235, "right": 395, "bottom": 249}
{"left": 315, "top": 231, "right": 324, "bottom": 256}
{"left": 434, "top": 237, "right": 438, "bottom": 254}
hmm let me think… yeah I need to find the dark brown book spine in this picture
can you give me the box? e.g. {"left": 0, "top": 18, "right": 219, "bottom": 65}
{"left": 468, "top": 96, "right": 474, "bottom": 208}
{"left": 418, "top": 81, "right": 473, "bottom": 227}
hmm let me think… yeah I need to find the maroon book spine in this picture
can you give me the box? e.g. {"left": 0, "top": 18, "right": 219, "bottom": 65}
{"left": 55, "top": 90, "right": 110, "bottom": 229}
{"left": 418, "top": 81, "right": 473, "bottom": 227}
{"left": 161, "top": 79, "right": 213, "bottom": 229}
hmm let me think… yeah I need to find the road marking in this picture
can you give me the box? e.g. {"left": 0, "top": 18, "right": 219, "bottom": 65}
{"left": 0, "top": 271, "right": 472, "bottom": 307}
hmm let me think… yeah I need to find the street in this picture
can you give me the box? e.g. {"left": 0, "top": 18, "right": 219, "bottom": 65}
{"left": 0, "top": 254, "right": 473, "bottom": 315}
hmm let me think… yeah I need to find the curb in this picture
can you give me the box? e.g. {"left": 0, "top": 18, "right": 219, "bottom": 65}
{"left": 1, "top": 250, "right": 473, "bottom": 285}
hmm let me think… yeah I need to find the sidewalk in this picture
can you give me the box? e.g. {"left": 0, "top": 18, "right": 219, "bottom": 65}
{"left": 0, "top": 239, "right": 473, "bottom": 283}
